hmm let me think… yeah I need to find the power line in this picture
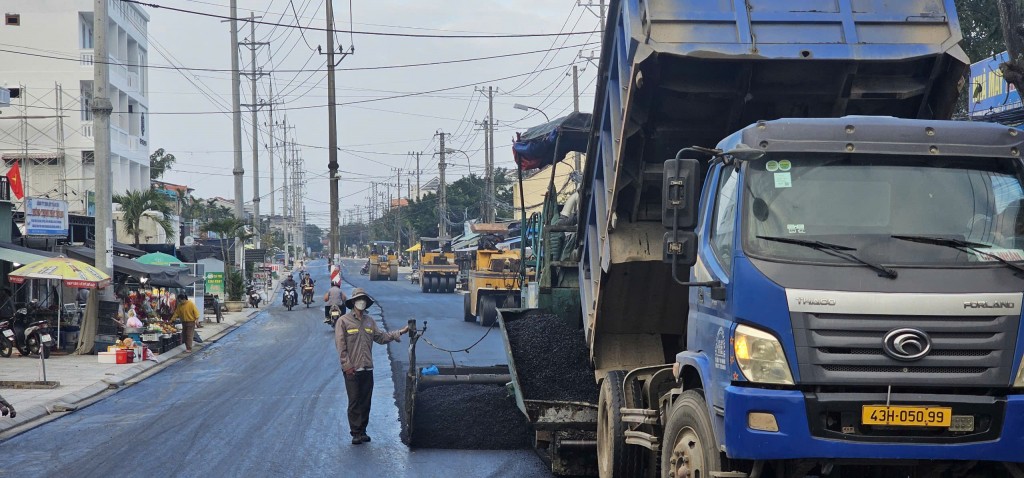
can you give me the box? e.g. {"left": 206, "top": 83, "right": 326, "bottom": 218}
{"left": 0, "top": 41, "right": 596, "bottom": 74}
{"left": 121, "top": 0, "right": 600, "bottom": 39}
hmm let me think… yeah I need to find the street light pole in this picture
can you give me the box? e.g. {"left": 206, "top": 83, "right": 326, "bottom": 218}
{"left": 513, "top": 103, "right": 550, "bottom": 122}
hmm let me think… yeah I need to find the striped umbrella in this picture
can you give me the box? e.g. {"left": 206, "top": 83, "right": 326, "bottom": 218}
{"left": 9, "top": 256, "right": 112, "bottom": 289}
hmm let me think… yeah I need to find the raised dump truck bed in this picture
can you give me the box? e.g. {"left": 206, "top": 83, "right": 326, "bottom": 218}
{"left": 579, "top": 0, "right": 969, "bottom": 376}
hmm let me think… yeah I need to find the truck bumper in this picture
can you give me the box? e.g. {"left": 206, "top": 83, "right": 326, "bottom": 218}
{"left": 723, "top": 386, "right": 1024, "bottom": 462}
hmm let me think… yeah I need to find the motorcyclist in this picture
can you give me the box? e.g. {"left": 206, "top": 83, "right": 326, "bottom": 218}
{"left": 323, "top": 279, "right": 348, "bottom": 324}
{"left": 301, "top": 273, "right": 316, "bottom": 302}
{"left": 281, "top": 274, "right": 298, "bottom": 304}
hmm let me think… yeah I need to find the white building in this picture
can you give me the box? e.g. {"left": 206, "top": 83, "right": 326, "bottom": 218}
{"left": 0, "top": 0, "right": 151, "bottom": 215}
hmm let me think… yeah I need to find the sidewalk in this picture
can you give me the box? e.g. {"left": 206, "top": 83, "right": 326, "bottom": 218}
{"left": 0, "top": 301, "right": 267, "bottom": 439}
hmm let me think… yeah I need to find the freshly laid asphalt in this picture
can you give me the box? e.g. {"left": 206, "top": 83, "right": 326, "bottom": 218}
{"left": 0, "top": 259, "right": 552, "bottom": 477}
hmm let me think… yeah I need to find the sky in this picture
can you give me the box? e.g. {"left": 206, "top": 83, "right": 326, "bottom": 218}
{"left": 146, "top": 0, "right": 603, "bottom": 229}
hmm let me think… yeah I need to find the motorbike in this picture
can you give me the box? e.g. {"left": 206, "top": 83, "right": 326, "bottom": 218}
{"left": 1, "top": 304, "right": 52, "bottom": 358}
{"left": 325, "top": 305, "right": 343, "bottom": 328}
{"left": 247, "top": 285, "right": 262, "bottom": 308}
{"left": 302, "top": 282, "right": 315, "bottom": 308}
{"left": 282, "top": 285, "right": 297, "bottom": 311}
{"left": 359, "top": 262, "right": 370, "bottom": 276}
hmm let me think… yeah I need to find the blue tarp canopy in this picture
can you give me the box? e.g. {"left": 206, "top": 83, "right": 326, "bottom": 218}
{"left": 512, "top": 112, "right": 592, "bottom": 170}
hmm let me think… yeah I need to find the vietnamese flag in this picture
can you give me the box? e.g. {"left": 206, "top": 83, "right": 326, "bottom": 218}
{"left": 7, "top": 161, "right": 23, "bottom": 200}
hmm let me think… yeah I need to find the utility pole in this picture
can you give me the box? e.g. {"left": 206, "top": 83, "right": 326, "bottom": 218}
{"left": 266, "top": 80, "right": 276, "bottom": 218}
{"left": 325, "top": 0, "right": 339, "bottom": 263}
{"left": 487, "top": 86, "right": 495, "bottom": 223}
{"left": 572, "top": 65, "right": 582, "bottom": 172}
{"left": 241, "top": 13, "right": 268, "bottom": 247}
{"left": 322, "top": 1, "right": 353, "bottom": 262}
{"left": 408, "top": 151, "right": 421, "bottom": 200}
{"left": 393, "top": 168, "right": 402, "bottom": 248}
{"left": 229, "top": 0, "right": 245, "bottom": 272}
{"left": 437, "top": 131, "right": 448, "bottom": 239}
{"left": 93, "top": 0, "right": 114, "bottom": 284}
{"left": 475, "top": 87, "right": 497, "bottom": 223}
{"left": 280, "top": 118, "right": 290, "bottom": 268}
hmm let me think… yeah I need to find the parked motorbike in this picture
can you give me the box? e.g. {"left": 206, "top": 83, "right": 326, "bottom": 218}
{"left": 325, "top": 305, "right": 343, "bottom": 328}
{"left": 247, "top": 285, "right": 262, "bottom": 308}
{"left": 282, "top": 286, "right": 297, "bottom": 311}
{"left": 302, "top": 283, "right": 315, "bottom": 308}
{"left": 1, "top": 304, "right": 52, "bottom": 358}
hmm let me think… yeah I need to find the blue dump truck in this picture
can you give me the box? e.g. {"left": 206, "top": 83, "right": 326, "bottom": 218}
{"left": 501, "top": 0, "right": 1024, "bottom": 476}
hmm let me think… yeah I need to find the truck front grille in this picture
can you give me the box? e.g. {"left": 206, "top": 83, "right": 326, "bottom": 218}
{"left": 791, "top": 313, "right": 1018, "bottom": 387}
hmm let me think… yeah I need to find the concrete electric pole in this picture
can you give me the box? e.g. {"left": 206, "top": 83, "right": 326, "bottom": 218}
{"left": 229, "top": 0, "right": 245, "bottom": 272}
{"left": 572, "top": 65, "right": 582, "bottom": 172}
{"left": 437, "top": 131, "right": 448, "bottom": 239}
{"left": 92, "top": 0, "right": 114, "bottom": 282}
{"left": 241, "top": 13, "right": 267, "bottom": 248}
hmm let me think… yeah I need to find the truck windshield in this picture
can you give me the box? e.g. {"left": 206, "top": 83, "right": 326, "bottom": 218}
{"left": 742, "top": 154, "right": 1024, "bottom": 266}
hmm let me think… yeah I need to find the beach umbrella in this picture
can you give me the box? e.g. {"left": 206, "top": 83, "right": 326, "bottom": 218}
{"left": 135, "top": 252, "right": 183, "bottom": 267}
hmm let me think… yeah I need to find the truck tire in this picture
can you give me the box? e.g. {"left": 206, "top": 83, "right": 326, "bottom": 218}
{"left": 479, "top": 295, "right": 497, "bottom": 327}
{"left": 369, "top": 268, "right": 378, "bottom": 281}
{"left": 390, "top": 268, "right": 398, "bottom": 281}
{"left": 661, "top": 389, "right": 722, "bottom": 478}
{"left": 464, "top": 293, "right": 475, "bottom": 321}
{"left": 445, "top": 276, "right": 455, "bottom": 293}
{"left": 420, "top": 277, "right": 428, "bottom": 293}
{"left": 598, "top": 370, "right": 645, "bottom": 478}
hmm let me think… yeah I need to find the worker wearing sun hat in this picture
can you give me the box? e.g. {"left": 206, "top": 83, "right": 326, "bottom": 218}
{"left": 334, "top": 288, "right": 409, "bottom": 444}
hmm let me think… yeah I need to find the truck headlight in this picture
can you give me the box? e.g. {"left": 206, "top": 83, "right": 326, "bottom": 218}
{"left": 734, "top": 325, "right": 794, "bottom": 385}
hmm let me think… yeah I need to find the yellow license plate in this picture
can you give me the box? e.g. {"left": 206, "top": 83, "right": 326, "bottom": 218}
{"left": 861, "top": 405, "right": 952, "bottom": 427}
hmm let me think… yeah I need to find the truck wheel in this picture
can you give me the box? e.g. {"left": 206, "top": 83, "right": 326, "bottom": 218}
{"left": 662, "top": 389, "right": 721, "bottom": 478}
{"left": 598, "top": 370, "right": 645, "bottom": 478}
{"left": 420, "top": 277, "right": 428, "bottom": 293}
{"left": 479, "top": 296, "right": 497, "bottom": 327}
{"left": 390, "top": 268, "right": 398, "bottom": 281}
{"left": 430, "top": 276, "right": 441, "bottom": 293}
{"left": 464, "top": 293, "right": 475, "bottom": 322}
{"left": 445, "top": 276, "right": 455, "bottom": 293}
{"left": 369, "top": 269, "right": 378, "bottom": 281}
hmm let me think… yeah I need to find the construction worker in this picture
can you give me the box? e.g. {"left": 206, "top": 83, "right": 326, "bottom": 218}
{"left": 334, "top": 288, "right": 409, "bottom": 444}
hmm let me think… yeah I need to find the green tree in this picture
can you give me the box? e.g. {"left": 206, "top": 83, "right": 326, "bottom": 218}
{"left": 149, "top": 148, "right": 176, "bottom": 180}
{"left": 113, "top": 189, "right": 175, "bottom": 247}
{"left": 202, "top": 217, "right": 252, "bottom": 301}
{"left": 305, "top": 224, "right": 324, "bottom": 253}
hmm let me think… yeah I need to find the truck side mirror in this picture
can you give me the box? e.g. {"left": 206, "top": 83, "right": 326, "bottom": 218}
{"left": 663, "top": 231, "right": 698, "bottom": 267}
{"left": 662, "top": 158, "right": 700, "bottom": 229}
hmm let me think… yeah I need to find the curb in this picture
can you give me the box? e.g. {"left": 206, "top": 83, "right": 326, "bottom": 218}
{"left": 0, "top": 305, "right": 266, "bottom": 441}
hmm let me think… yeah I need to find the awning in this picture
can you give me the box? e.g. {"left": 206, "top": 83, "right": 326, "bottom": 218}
{"left": 65, "top": 246, "right": 198, "bottom": 288}
{"left": 0, "top": 242, "right": 59, "bottom": 265}
{"left": 405, "top": 243, "right": 421, "bottom": 253}
{"left": 66, "top": 246, "right": 155, "bottom": 278}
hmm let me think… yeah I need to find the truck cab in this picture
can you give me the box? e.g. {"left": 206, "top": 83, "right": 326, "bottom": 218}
{"left": 662, "top": 117, "right": 1024, "bottom": 476}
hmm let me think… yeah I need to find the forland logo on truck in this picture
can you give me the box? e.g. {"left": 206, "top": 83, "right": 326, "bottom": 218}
{"left": 796, "top": 298, "right": 836, "bottom": 306}
{"left": 963, "top": 301, "right": 1015, "bottom": 309}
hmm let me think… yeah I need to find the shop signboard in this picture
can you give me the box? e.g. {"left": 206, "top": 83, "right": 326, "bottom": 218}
{"left": 26, "top": 197, "right": 69, "bottom": 236}
{"left": 204, "top": 271, "right": 224, "bottom": 296}
{"left": 969, "top": 51, "right": 1022, "bottom": 119}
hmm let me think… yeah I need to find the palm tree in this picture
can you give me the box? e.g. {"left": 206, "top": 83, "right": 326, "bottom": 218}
{"left": 113, "top": 189, "right": 176, "bottom": 247}
{"left": 202, "top": 217, "right": 254, "bottom": 300}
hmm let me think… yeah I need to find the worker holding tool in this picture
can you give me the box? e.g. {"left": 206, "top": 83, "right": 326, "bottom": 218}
{"left": 334, "top": 288, "right": 409, "bottom": 444}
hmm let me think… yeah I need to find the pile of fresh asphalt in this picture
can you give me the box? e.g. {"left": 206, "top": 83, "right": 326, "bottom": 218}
{"left": 504, "top": 313, "right": 599, "bottom": 403}
{"left": 410, "top": 384, "right": 532, "bottom": 449}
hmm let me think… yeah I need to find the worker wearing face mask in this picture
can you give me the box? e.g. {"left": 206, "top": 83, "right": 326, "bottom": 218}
{"left": 334, "top": 288, "right": 409, "bottom": 445}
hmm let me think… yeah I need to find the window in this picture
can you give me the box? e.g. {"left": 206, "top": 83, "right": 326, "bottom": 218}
{"left": 5, "top": 14, "right": 20, "bottom": 26}
{"left": 82, "top": 151, "right": 94, "bottom": 165}
{"left": 710, "top": 166, "right": 738, "bottom": 273}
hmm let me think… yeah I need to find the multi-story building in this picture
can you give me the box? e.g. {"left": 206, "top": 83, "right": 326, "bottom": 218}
{"left": 0, "top": 0, "right": 150, "bottom": 215}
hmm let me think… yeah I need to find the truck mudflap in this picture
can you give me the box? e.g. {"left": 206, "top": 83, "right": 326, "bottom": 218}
{"left": 722, "top": 385, "right": 1024, "bottom": 462}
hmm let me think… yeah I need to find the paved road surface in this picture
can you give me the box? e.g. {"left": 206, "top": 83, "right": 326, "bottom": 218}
{"left": 0, "top": 260, "right": 551, "bottom": 477}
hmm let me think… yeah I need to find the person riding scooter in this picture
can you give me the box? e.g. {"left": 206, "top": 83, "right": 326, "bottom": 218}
{"left": 301, "top": 273, "right": 316, "bottom": 306}
{"left": 281, "top": 274, "right": 299, "bottom": 306}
